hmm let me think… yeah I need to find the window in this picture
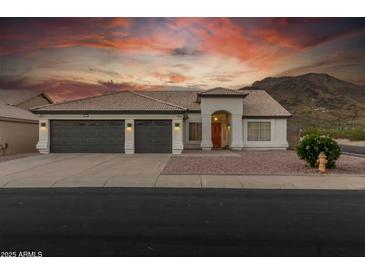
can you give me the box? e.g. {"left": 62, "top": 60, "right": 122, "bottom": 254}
{"left": 189, "top": 122, "right": 202, "bottom": 141}
{"left": 247, "top": 122, "right": 271, "bottom": 141}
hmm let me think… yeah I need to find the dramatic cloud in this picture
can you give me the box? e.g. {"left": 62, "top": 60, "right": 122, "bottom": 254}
{"left": 1, "top": 18, "right": 365, "bottom": 100}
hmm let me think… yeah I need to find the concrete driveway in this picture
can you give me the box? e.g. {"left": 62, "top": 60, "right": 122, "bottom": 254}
{"left": 1, "top": 153, "right": 364, "bottom": 189}
{"left": 0, "top": 154, "right": 170, "bottom": 188}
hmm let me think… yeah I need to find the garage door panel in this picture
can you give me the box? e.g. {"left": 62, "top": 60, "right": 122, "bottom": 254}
{"left": 50, "top": 120, "right": 125, "bottom": 153}
{"left": 135, "top": 120, "right": 172, "bottom": 153}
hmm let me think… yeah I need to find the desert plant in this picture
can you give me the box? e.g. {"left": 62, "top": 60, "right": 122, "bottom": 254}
{"left": 296, "top": 134, "right": 341, "bottom": 168}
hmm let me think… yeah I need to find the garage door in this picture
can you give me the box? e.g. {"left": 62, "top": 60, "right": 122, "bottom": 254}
{"left": 50, "top": 120, "right": 124, "bottom": 153}
{"left": 135, "top": 120, "right": 172, "bottom": 153}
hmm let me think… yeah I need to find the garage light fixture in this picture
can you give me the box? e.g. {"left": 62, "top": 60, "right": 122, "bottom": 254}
{"left": 127, "top": 123, "right": 133, "bottom": 129}
{"left": 40, "top": 122, "right": 46, "bottom": 128}
{"left": 174, "top": 122, "right": 180, "bottom": 128}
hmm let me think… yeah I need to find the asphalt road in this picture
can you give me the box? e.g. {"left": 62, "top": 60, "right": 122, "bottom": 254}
{"left": 340, "top": 145, "right": 365, "bottom": 157}
{"left": 1, "top": 188, "right": 365, "bottom": 256}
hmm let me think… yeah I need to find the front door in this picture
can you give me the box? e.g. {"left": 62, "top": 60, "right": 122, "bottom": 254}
{"left": 212, "top": 123, "right": 221, "bottom": 148}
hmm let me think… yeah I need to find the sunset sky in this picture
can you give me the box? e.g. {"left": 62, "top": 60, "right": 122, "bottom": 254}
{"left": 0, "top": 17, "right": 365, "bottom": 102}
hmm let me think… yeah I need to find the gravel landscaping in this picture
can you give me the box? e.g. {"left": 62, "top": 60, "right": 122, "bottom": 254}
{"left": 162, "top": 150, "right": 365, "bottom": 175}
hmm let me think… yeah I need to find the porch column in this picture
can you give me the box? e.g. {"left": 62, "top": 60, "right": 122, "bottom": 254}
{"left": 36, "top": 119, "right": 50, "bottom": 154}
{"left": 231, "top": 114, "right": 244, "bottom": 150}
{"left": 201, "top": 114, "right": 212, "bottom": 151}
{"left": 124, "top": 119, "right": 134, "bottom": 154}
{"left": 172, "top": 118, "right": 184, "bottom": 154}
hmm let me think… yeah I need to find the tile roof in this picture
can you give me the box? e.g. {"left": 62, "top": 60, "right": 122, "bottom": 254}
{"left": 197, "top": 87, "right": 248, "bottom": 97}
{"left": 242, "top": 90, "right": 291, "bottom": 117}
{"left": 32, "top": 88, "right": 291, "bottom": 117}
{"left": 0, "top": 89, "right": 50, "bottom": 106}
{"left": 136, "top": 90, "right": 200, "bottom": 111}
{"left": 32, "top": 91, "right": 187, "bottom": 113}
{"left": 0, "top": 102, "right": 38, "bottom": 122}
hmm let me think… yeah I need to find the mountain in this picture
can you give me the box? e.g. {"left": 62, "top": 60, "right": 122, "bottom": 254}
{"left": 240, "top": 73, "right": 365, "bottom": 130}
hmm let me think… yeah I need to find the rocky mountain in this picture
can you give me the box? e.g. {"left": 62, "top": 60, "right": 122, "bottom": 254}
{"left": 240, "top": 73, "right": 365, "bottom": 130}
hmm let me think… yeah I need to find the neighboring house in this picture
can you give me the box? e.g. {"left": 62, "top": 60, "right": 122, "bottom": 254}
{"left": 31, "top": 88, "right": 291, "bottom": 154}
{"left": 0, "top": 89, "right": 53, "bottom": 155}
{"left": 0, "top": 89, "right": 53, "bottom": 110}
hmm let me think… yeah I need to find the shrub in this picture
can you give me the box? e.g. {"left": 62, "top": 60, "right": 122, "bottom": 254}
{"left": 296, "top": 134, "right": 341, "bottom": 168}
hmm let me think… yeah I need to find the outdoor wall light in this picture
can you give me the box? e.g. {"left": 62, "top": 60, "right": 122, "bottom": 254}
{"left": 40, "top": 122, "right": 47, "bottom": 128}
{"left": 227, "top": 123, "right": 231, "bottom": 130}
{"left": 126, "top": 123, "right": 133, "bottom": 130}
{"left": 213, "top": 116, "right": 218, "bottom": 121}
{"left": 174, "top": 122, "right": 180, "bottom": 128}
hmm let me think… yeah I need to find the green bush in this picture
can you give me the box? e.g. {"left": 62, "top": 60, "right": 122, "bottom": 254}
{"left": 296, "top": 134, "right": 341, "bottom": 168}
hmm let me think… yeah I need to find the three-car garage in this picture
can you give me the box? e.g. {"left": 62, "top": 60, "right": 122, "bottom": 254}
{"left": 50, "top": 119, "right": 173, "bottom": 154}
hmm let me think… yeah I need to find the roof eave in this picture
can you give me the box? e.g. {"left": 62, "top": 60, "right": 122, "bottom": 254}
{"left": 242, "top": 115, "right": 292, "bottom": 119}
{"left": 196, "top": 93, "right": 248, "bottom": 102}
{"left": 0, "top": 116, "right": 38, "bottom": 124}
{"left": 31, "top": 110, "right": 187, "bottom": 115}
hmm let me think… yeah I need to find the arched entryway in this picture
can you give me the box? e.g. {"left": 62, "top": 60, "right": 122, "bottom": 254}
{"left": 211, "top": 111, "right": 231, "bottom": 149}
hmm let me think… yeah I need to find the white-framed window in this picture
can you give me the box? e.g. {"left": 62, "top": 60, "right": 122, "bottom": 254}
{"left": 189, "top": 122, "right": 202, "bottom": 141}
{"left": 247, "top": 121, "right": 271, "bottom": 141}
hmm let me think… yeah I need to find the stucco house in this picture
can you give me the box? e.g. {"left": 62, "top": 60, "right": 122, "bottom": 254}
{"left": 0, "top": 89, "right": 53, "bottom": 155}
{"left": 31, "top": 88, "right": 291, "bottom": 154}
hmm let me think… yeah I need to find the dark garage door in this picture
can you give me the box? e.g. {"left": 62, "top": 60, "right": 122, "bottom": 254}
{"left": 50, "top": 120, "right": 125, "bottom": 153}
{"left": 135, "top": 120, "right": 172, "bottom": 153}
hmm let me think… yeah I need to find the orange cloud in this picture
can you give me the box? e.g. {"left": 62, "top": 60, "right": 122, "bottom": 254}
{"left": 174, "top": 18, "right": 272, "bottom": 67}
{"left": 153, "top": 71, "right": 191, "bottom": 83}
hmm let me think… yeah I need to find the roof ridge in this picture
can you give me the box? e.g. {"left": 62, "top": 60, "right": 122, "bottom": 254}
{"left": 130, "top": 91, "right": 187, "bottom": 110}
{"left": 199, "top": 87, "right": 242, "bottom": 94}
{"left": 30, "top": 90, "right": 126, "bottom": 110}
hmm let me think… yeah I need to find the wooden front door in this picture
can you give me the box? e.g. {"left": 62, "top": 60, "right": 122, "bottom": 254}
{"left": 212, "top": 123, "right": 221, "bottom": 148}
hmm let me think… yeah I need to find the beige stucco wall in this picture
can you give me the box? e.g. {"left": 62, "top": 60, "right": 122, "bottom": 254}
{"left": 0, "top": 120, "right": 38, "bottom": 155}
{"left": 36, "top": 113, "right": 184, "bottom": 154}
{"left": 200, "top": 97, "right": 244, "bottom": 150}
{"left": 16, "top": 95, "right": 50, "bottom": 110}
{"left": 183, "top": 113, "right": 289, "bottom": 150}
{"left": 242, "top": 118, "right": 288, "bottom": 150}
{"left": 183, "top": 113, "right": 202, "bottom": 149}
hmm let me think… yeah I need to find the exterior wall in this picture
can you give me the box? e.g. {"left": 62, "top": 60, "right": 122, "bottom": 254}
{"left": 34, "top": 113, "right": 288, "bottom": 154}
{"left": 35, "top": 113, "right": 184, "bottom": 154}
{"left": 183, "top": 113, "right": 202, "bottom": 149}
{"left": 0, "top": 119, "right": 38, "bottom": 155}
{"left": 242, "top": 118, "right": 288, "bottom": 150}
{"left": 200, "top": 97, "right": 244, "bottom": 150}
{"left": 17, "top": 95, "right": 51, "bottom": 110}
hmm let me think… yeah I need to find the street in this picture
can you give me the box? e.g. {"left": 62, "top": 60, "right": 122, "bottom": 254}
{"left": 341, "top": 145, "right": 365, "bottom": 158}
{"left": 1, "top": 187, "right": 365, "bottom": 256}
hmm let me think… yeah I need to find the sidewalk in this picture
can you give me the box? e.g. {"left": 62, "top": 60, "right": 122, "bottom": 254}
{"left": 2, "top": 174, "right": 364, "bottom": 190}
{"left": 154, "top": 174, "right": 365, "bottom": 190}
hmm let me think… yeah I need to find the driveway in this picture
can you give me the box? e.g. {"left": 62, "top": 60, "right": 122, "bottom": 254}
{"left": 0, "top": 153, "right": 364, "bottom": 189}
{"left": 0, "top": 154, "right": 170, "bottom": 188}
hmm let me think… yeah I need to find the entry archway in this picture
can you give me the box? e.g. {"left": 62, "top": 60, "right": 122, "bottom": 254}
{"left": 211, "top": 111, "right": 231, "bottom": 149}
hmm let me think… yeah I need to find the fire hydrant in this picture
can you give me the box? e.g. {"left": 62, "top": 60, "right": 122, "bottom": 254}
{"left": 317, "top": 152, "right": 327, "bottom": 173}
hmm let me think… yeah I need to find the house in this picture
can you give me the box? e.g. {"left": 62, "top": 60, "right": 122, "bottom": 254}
{"left": 0, "top": 89, "right": 53, "bottom": 110}
{"left": 31, "top": 88, "right": 291, "bottom": 154}
{"left": 0, "top": 89, "right": 53, "bottom": 155}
